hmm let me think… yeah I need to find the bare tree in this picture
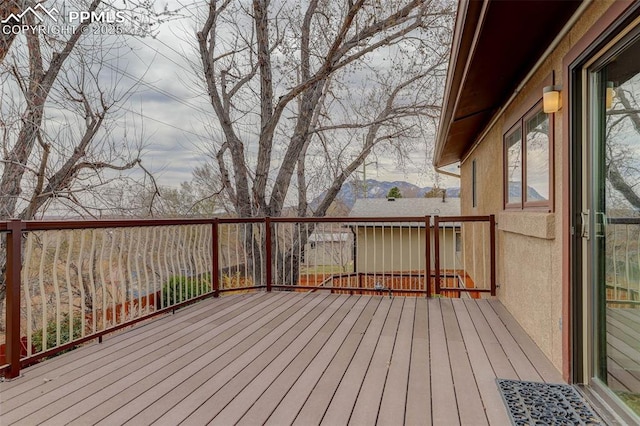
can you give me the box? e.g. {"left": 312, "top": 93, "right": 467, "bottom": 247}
{"left": 0, "top": 0, "right": 180, "bottom": 220}
{"left": 0, "top": 0, "right": 177, "bottom": 331}
{"left": 193, "top": 0, "right": 452, "bottom": 284}
{"left": 196, "top": 0, "right": 453, "bottom": 219}
{"left": 0, "top": 1, "right": 24, "bottom": 63}
{"left": 606, "top": 87, "right": 640, "bottom": 210}
{"left": 126, "top": 163, "right": 226, "bottom": 218}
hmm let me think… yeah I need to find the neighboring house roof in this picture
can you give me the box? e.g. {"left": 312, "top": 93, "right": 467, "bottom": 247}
{"left": 349, "top": 197, "right": 460, "bottom": 227}
{"left": 433, "top": 0, "right": 582, "bottom": 167}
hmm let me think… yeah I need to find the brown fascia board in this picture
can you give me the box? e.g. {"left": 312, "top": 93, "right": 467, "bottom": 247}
{"left": 434, "top": 0, "right": 486, "bottom": 168}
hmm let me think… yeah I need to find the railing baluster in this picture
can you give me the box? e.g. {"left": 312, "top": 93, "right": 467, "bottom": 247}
{"left": 88, "top": 230, "right": 97, "bottom": 333}
{"left": 65, "top": 231, "right": 75, "bottom": 346}
{"left": 53, "top": 232, "right": 62, "bottom": 347}
{"left": 38, "top": 232, "right": 48, "bottom": 351}
{"left": 23, "top": 233, "right": 34, "bottom": 357}
{"left": 77, "top": 231, "right": 87, "bottom": 336}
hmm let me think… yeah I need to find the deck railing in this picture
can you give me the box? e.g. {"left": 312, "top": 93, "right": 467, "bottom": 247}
{"left": 606, "top": 217, "right": 640, "bottom": 306}
{"left": 0, "top": 214, "right": 495, "bottom": 379}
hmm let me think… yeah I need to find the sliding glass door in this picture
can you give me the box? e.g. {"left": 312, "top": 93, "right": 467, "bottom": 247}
{"left": 586, "top": 31, "right": 640, "bottom": 418}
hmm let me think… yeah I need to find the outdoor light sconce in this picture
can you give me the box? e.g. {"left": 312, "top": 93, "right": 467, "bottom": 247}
{"left": 606, "top": 81, "right": 616, "bottom": 109}
{"left": 543, "top": 85, "right": 562, "bottom": 113}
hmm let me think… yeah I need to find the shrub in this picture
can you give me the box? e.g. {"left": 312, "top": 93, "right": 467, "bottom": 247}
{"left": 32, "top": 313, "right": 84, "bottom": 354}
{"left": 161, "top": 275, "right": 211, "bottom": 308}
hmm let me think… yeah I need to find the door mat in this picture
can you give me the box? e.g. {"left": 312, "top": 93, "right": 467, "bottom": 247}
{"left": 497, "top": 379, "right": 603, "bottom": 425}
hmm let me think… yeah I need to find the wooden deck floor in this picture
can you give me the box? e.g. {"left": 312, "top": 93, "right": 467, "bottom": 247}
{"left": 607, "top": 307, "right": 640, "bottom": 394}
{"left": 0, "top": 292, "right": 563, "bottom": 425}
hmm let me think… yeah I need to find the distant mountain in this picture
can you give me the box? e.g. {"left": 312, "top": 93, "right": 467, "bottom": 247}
{"left": 312, "top": 179, "right": 460, "bottom": 210}
{"left": 507, "top": 181, "right": 545, "bottom": 201}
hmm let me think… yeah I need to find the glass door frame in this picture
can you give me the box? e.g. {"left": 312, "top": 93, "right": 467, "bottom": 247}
{"left": 573, "top": 16, "right": 640, "bottom": 424}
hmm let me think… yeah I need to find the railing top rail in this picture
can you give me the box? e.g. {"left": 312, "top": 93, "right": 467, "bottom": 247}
{"left": 268, "top": 216, "right": 431, "bottom": 224}
{"left": 435, "top": 215, "right": 493, "bottom": 222}
{"left": 20, "top": 218, "right": 217, "bottom": 231}
{"left": 608, "top": 217, "right": 640, "bottom": 225}
{"left": 0, "top": 214, "right": 495, "bottom": 232}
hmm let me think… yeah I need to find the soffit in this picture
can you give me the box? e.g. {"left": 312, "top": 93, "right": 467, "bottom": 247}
{"left": 434, "top": 0, "right": 583, "bottom": 167}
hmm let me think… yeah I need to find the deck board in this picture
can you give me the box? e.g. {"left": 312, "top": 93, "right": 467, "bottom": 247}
{"left": 441, "top": 298, "right": 488, "bottom": 426}
{"left": 0, "top": 292, "right": 563, "bottom": 426}
{"left": 319, "top": 297, "right": 393, "bottom": 425}
{"left": 488, "top": 300, "right": 563, "bottom": 383}
{"left": 0, "top": 293, "right": 249, "bottom": 403}
{"left": 477, "top": 300, "right": 542, "bottom": 382}
{"left": 284, "top": 297, "right": 381, "bottom": 425}
{"left": 464, "top": 300, "right": 518, "bottom": 381}
{"left": 607, "top": 307, "right": 640, "bottom": 394}
{"left": 377, "top": 297, "right": 415, "bottom": 425}
{"left": 348, "top": 297, "right": 404, "bottom": 425}
{"left": 238, "top": 296, "right": 368, "bottom": 425}
{"left": 428, "top": 297, "right": 459, "bottom": 424}
{"left": 3, "top": 293, "right": 278, "bottom": 425}
{"left": 404, "top": 297, "right": 431, "bottom": 425}
{"left": 75, "top": 292, "right": 300, "bottom": 425}
{"left": 453, "top": 299, "right": 510, "bottom": 425}
{"left": 129, "top": 292, "right": 332, "bottom": 425}
{"left": 206, "top": 295, "right": 358, "bottom": 426}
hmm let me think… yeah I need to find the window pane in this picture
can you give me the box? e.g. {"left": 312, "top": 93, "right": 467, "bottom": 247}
{"left": 525, "top": 110, "right": 550, "bottom": 202}
{"left": 506, "top": 129, "right": 522, "bottom": 204}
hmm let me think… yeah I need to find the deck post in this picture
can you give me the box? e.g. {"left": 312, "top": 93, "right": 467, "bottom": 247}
{"left": 212, "top": 218, "right": 220, "bottom": 297}
{"left": 5, "top": 219, "right": 24, "bottom": 379}
{"left": 425, "top": 216, "right": 431, "bottom": 298}
{"left": 489, "top": 214, "right": 497, "bottom": 296}
{"left": 265, "top": 217, "right": 272, "bottom": 292}
{"left": 434, "top": 216, "right": 441, "bottom": 295}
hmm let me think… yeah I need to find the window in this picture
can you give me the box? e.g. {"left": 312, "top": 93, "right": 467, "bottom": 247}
{"left": 503, "top": 103, "right": 552, "bottom": 210}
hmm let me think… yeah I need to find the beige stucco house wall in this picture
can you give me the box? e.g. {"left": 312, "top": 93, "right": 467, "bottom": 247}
{"left": 349, "top": 197, "right": 462, "bottom": 275}
{"left": 457, "top": 0, "right": 617, "bottom": 371}
{"left": 354, "top": 226, "right": 460, "bottom": 273}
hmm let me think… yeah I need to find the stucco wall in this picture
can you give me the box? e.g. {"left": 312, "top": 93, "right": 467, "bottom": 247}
{"left": 458, "top": 0, "right": 616, "bottom": 371}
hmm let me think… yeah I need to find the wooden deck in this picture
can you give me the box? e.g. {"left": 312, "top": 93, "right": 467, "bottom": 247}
{"left": 607, "top": 307, "right": 640, "bottom": 394}
{"left": 0, "top": 292, "right": 563, "bottom": 425}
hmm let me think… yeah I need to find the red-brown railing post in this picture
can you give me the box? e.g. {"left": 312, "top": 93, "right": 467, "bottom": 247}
{"left": 434, "top": 215, "right": 441, "bottom": 295}
{"left": 212, "top": 218, "right": 220, "bottom": 297}
{"left": 265, "top": 217, "right": 272, "bottom": 292}
{"left": 489, "top": 214, "right": 497, "bottom": 296}
{"left": 5, "top": 219, "right": 24, "bottom": 379}
{"left": 425, "top": 216, "right": 431, "bottom": 298}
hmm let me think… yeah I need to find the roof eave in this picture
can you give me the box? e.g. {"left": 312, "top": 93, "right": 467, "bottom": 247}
{"left": 433, "top": 0, "right": 486, "bottom": 168}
